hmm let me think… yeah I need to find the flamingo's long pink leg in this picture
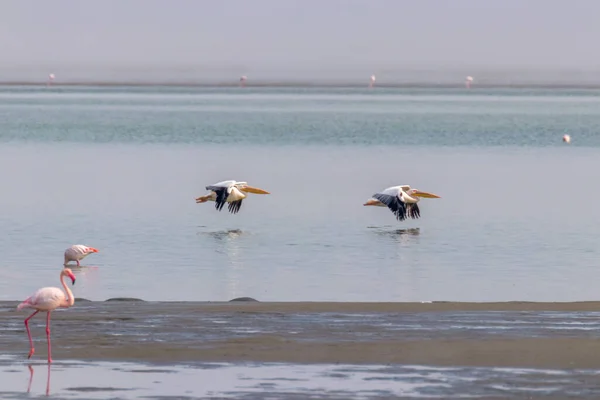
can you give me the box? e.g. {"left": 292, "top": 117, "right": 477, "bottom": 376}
{"left": 24, "top": 310, "right": 39, "bottom": 359}
{"left": 46, "top": 311, "right": 53, "bottom": 363}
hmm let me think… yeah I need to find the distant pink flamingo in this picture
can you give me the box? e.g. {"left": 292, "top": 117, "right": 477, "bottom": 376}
{"left": 64, "top": 244, "right": 99, "bottom": 266}
{"left": 465, "top": 76, "right": 474, "bottom": 89}
{"left": 369, "top": 74, "right": 376, "bottom": 88}
{"left": 17, "top": 268, "right": 76, "bottom": 363}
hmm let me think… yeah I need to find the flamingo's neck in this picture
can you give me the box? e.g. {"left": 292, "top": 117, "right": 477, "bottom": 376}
{"left": 60, "top": 275, "right": 75, "bottom": 307}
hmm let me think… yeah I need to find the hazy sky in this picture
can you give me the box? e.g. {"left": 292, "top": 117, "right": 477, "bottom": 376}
{"left": 0, "top": 0, "right": 597, "bottom": 80}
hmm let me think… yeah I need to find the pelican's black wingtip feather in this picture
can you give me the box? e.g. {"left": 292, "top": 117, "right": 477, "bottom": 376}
{"left": 407, "top": 203, "right": 421, "bottom": 219}
{"left": 228, "top": 199, "right": 243, "bottom": 214}
{"left": 213, "top": 187, "right": 229, "bottom": 212}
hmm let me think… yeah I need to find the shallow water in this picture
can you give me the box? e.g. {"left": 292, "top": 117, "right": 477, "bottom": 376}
{"left": 3, "top": 357, "right": 600, "bottom": 399}
{"left": 0, "top": 86, "right": 600, "bottom": 303}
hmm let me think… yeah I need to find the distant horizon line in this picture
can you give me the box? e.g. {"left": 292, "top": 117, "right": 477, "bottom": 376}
{"left": 4, "top": 80, "right": 600, "bottom": 89}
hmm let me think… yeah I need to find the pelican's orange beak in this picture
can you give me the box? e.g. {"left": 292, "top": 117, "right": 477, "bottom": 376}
{"left": 413, "top": 190, "right": 441, "bottom": 199}
{"left": 240, "top": 185, "right": 270, "bottom": 195}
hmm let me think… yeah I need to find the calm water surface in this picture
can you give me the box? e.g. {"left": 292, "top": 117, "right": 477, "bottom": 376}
{"left": 5, "top": 357, "right": 600, "bottom": 399}
{"left": 0, "top": 86, "right": 599, "bottom": 302}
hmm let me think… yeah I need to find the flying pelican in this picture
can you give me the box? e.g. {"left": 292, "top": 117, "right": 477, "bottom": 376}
{"left": 195, "top": 180, "right": 270, "bottom": 214}
{"left": 363, "top": 185, "right": 440, "bottom": 221}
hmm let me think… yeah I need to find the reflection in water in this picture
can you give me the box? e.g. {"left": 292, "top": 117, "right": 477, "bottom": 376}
{"left": 27, "top": 364, "right": 51, "bottom": 396}
{"left": 70, "top": 265, "right": 99, "bottom": 271}
{"left": 370, "top": 226, "right": 420, "bottom": 244}
{"left": 369, "top": 227, "right": 421, "bottom": 300}
{"left": 6, "top": 358, "right": 600, "bottom": 399}
{"left": 203, "top": 229, "right": 245, "bottom": 241}
{"left": 70, "top": 265, "right": 101, "bottom": 300}
{"left": 199, "top": 229, "right": 246, "bottom": 300}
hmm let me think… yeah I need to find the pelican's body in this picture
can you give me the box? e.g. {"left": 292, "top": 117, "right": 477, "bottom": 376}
{"left": 64, "top": 245, "right": 99, "bottom": 266}
{"left": 196, "top": 180, "right": 270, "bottom": 214}
{"left": 364, "top": 185, "right": 440, "bottom": 221}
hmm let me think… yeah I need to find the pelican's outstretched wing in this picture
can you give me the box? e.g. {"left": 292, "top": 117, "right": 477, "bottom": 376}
{"left": 381, "top": 185, "right": 411, "bottom": 196}
{"left": 210, "top": 180, "right": 237, "bottom": 188}
{"left": 206, "top": 185, "right": 230, "bottom": 211}
{"left": 228, "top": 199, "right": 243, "bottom": 214}
{"left": 372, "top": 193, "right": 407, "bottom": 221}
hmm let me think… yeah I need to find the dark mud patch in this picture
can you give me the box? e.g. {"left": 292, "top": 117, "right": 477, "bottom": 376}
{"left": 105, "top": 298, "right": 145, "bottom": 302}
{"left": 66, "top": 386, "right": 134, "bottom": 392}
{"left": 229, "top": 297, "right": 259, "bottom": 302}
{"left": 126, "top": 369, "right": 178, "bottom": 374}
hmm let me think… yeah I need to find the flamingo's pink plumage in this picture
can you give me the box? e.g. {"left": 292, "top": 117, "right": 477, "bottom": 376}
{"left": 17, "top": 268, "right": 76, "bottom": 363}
{"left": 64, "top": 244, "right": 98, "bottom": 266}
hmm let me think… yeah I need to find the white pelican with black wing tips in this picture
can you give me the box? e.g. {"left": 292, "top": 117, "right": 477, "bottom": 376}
{"left": 363, "top": 185, "right": 440, "bottom": 221}
{"left": 195, "top": 180, "right": 270, "bottom": 214}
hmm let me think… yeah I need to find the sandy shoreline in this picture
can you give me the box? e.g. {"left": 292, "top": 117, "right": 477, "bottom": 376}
{"left": 3, "top": 301, "right": 600, "bottom": 369}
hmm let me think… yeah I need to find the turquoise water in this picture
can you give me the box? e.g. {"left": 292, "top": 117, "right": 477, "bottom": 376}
{"left": 2, "top": 86, "right": 600, "bottom": 146}
{"left": 1, "top": 86, "right": 599, "bottom": 302}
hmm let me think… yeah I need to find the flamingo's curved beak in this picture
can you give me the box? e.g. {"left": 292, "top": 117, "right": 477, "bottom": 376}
{"left": 89, "top": 247, "right": 99, "bottom": 253}
{"left": 68, "top": 272, "right": 76, "bottom": 285}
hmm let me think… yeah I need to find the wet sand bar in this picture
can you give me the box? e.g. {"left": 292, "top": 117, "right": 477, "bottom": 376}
{"left": 3, "top": 301, "right": 600, "bottom": 369}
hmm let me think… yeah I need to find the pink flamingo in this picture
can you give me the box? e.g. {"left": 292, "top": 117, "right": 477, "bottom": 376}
{"left": 369, "top": 74, "right": 376, "bottom": 88}
{"left": 465, "top": 76, "right": 473, "bottom": 89}
{"left": 17, "top": 268, "right": 76, "bottom": 363}
{"left": 64, "top": 244, "right": 99, "bottom": 266}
